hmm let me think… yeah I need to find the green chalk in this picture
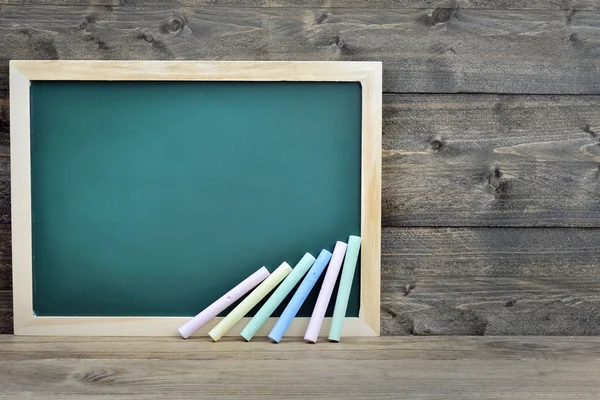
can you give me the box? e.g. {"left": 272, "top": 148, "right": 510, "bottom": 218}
{"left": 240, "top": 253, "right": 316, "bottom": 341}
{"left": 328, "top": 235, "right": 361, "bottom": 342}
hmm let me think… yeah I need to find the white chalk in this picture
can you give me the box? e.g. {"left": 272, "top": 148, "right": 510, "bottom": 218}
{"left": 304, "top": 241, "right": 348, "bottom": 343}
{"left": 178, "top": 266, "right": 270, "bottom": 339}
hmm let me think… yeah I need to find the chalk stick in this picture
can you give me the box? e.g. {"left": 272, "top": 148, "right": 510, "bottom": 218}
{"left": 268, "top": 249, "right": 332, "bottom": 343}
{"left": 328, "top": 235, "right": 362, "bottom": 342}
{"left": 178, "top": 266, "right": 270, "bottom": 339}
{"left": 304, "top": 241, "right": 348, "bottom": 343}
{"left": 208, "top": 262, "right": 292, "bottom": 342}
{"left": 240, "top": 253, "right": 316, "bottom": 341}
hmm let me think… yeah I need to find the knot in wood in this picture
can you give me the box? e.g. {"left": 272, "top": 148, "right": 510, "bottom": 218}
{"left": 169, "top": 18, "right": 183, "bottom": 32}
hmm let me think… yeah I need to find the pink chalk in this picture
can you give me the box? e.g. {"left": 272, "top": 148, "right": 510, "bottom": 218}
{"left": 304, "top": 241, "right": 348, "bottom": 343}
{"left": 178, "top": 266, "right": 270, "bottom": 339}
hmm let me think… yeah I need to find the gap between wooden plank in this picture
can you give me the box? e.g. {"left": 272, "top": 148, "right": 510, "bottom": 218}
{"left": 0, "top": 1, "right": 598, "bottom": 10}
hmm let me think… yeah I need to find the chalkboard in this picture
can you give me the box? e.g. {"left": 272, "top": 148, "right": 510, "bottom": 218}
{"left": 29, "top": 80, "right": 362, "bottom": 319}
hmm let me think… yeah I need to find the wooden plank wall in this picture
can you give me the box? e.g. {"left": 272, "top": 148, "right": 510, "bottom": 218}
{"left": 1, "top": 0, "right": 599, "bottom": 335}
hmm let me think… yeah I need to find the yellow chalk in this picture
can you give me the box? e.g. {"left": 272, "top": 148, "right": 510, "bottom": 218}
{"left": 208, "top": 262, "right": 292, "bottom": 342}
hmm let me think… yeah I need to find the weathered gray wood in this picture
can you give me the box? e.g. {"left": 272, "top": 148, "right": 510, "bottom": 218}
{"left": 0, "top": 223, "right": 10, "bottom": 292}
{"left": 0, "top": 291, "right": 10, "bottom": 335}
{"left": 383, "top": 277, "right": 600, "bottom": 335}
{"left": 3, "top": 99, "right": 600, "bottom": 331}
{"left": 0, "top": 266, "right": 9, "bottom": 291}
{"left": 0, "top": 267, "right": 9, "bottom": 291}
{"left": 0, "top": 336, "right": 599, "bottom": 399}
{"left": 1, "top": 337, "right": 599, "bottom": 399}
{"left": 2, "top": 2, "right": 600, "bottom": 337}
{"left": 1, "top": 6, "right": 600, "bottom": 94}
{"left": 0, "top": 221, "right": 9, "bottom": 333}
{"left": 383, "top": 227, "right": 600, "bottom": 278}
{"left": 0, "top": 0, "right": 597, "bottom": 10}
{"left": 3, "top": 335, "right": 600, "bottom": 360}
{"left": 2, "top": 227, "right": 599, "bottom": 335}
{"left": 383, "top": 94, "right": 600, "bottom": 227}
{"left": 382, "top": 227, "right": 600, "bottom": 335}
{"left": 0, "top": 160, "right": 10, "bottom": 227}
{"left": 3, "top": 95, "right": 600, "bottom": 231}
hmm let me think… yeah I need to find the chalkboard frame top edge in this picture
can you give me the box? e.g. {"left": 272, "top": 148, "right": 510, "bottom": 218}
{"left": 10, "top": 60, "right": 382, "bottom": 82}
{"left": 9, "top": 60, "right": 382, "bottom": 338}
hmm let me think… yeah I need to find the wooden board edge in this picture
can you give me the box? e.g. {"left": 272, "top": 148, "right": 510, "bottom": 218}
{"left": 360, "top": 63, "right": 382, "bottom": 336}
{"left": 14, "top": 316, "right": 377, "bottom": 337}
{"left": 9, "top": 60, "right": 382, "bottom": 337}
{"left": 10, "top": 60, "right": 382, "bottom": 82}
{"left": 9, "top": 61, "right": 34, "bottom": 334}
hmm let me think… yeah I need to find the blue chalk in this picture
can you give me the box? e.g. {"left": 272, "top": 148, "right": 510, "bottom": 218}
{"left": 268, "top": 249, "right": 332, "bottom": 343}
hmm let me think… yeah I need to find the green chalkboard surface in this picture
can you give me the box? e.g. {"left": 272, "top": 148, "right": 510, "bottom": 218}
{"left": 30, "top": 81, "right": 361, "bottom": 318}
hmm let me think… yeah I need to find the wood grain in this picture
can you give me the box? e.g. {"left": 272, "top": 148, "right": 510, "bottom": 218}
{"left": 11, "top": 60, "right": 381, "bottom": 81}
{"left": 0, "top": 1, "right": 598, "bottom": 10}
{"left": 5, "top": 94, "right": 600, "bottom": 230}
{"left": 0, "top": 159, "right": 9, "bottom": 226}
{"left": 0, "top": 6, "right": 600, "bottom": 94}
{"left": 382, "top": 227, "right": 600, "bottom": 335}
{"left": 3, "top": 227, "right": 600, "bottom": 335}
{"left": 360, "top": 61, "right": 382, "bottom": 335}
{"left": 0, "top": 224, "right": 10, "bottom": 334}
{"left": 1, "top": 2, "right": 600, "bottom": 337}
{"left": 0, "top": 292, "right": 11, "bottom": 334}
{"left": 7, "top": 60, "right": 381, "bottom": 337}
{"left": 383, "top": 94, "right": 600, "bottom": 227}
{"left": 0, "top": 336, "right": 599, "bottom": 399}
{"left": 0, "top": 267, "right": 9, "bottom": 291}
{"left": 0, "top": 224, "right": 10, "bottom": 291}
{"left": 2, "top": 335, "right": 600, "bottom": 360}
{"left": 3, "top": 94, "right": 599, "bottom": 233}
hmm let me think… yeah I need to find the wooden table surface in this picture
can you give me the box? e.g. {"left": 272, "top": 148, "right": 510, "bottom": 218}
{"left": 0, "top": 335, "right": 598, "bottom": 399}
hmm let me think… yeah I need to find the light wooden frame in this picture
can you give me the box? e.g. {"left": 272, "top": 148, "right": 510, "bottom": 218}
{"left": 10, "top": 60, "right": 381, "bottom": 337}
